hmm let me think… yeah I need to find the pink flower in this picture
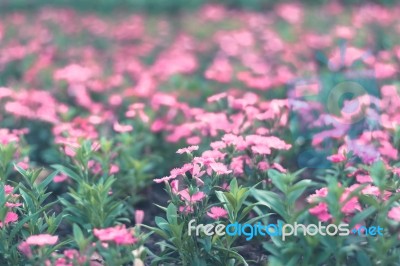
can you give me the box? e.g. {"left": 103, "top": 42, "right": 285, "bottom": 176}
{"left": 153, "top": 175, "right": 174, "bottom": 183}
{"left": 179, "top": 190, "right": 205, "bottom": 203}
{"left": 393, "top": 168, "right": 400, "bottom": 176}
{"left": 5, "top": 202, "right": 22, "bottom": 208}
{"left": 109, "top": 94, "right": 123, "bottom": 106}
{"left": 187, "top": 136, "right": 201, "bottom": 145}
{"left": 207, "top": 92, "right": 227, "bottom": 103}
{"left": 53, "top": 174, "right": 68, "bottom": 183}
{"left": 251, "top": 145, "right": 271, "bottom": 155}
{"left": 388, "top": 206, "right": 400, "bottom": 222}
{"left": 179, "top": 205, "right": 194, "bottom": 214}
{"left": 135, "top": 210, "right": 144, "bottom": 225}
{"left": 341, "top": 197, "right": 361, "bottom": 214}
{"left": 4, "top": 185, "right": 14, "bottom": 194}
{"left": 327, "top": 153, "right": 346, "bottom": 163}
{"left": 276, "top": 3, "right": 303, "bottom": 24}
{"left": 109, "top": 164, "right": 120, "bottom": 174}
{"left": 272, "top": 163, "right": 287, "bottom": 173}
{"left": 170, "top": 180, "right": 180, "bottom": 194}
{"left": 257, "top": 161, "right": 269, "bottom": 171}
{"left": 176, "top": 145, "right": 199, "bottom": 154}
{"left": 209, "top": 162, "right": 232, "bottom": 175}
{"left": 207, "top": 207, "right": 228, "bottom": 220}
{"left": 356, "top": 174, "right": 372, "bottom": 183}
{"left": 113, "top": 122, "right": 133, "bottom": 133}
{"left": 26, "top": 234, "right": 58, "bottom": 246}
{"left": 230, "top": 156, "right": 245, "bottom": 175}
{"left": 307, "top": 187, "right": 329, "bottom": 203}
{"left": 18, "top": 242, "right": 32, "bottom": 258}
{"left": 309, "top": 203, "right": 331, "bottom": 222}
{"left": 340, "top": 190, "right": 362, "bottom": 214}
{"left": 93, "top": 225, "right": 136, "bottom": 245}
{"left": 0, "top": 212, "right": 18, "bottom": 227}
{"left": 64, "top": 146, "right": 76, "bottom": 157}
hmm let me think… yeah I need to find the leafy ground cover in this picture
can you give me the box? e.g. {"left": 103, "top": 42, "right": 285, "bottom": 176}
{"left": 1, "top": 2, "right": 400, "bottom": 265}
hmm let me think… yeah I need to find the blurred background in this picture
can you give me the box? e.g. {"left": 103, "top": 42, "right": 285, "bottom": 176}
{"left": 0, "top": 0, "right": 397, "bottom": 13}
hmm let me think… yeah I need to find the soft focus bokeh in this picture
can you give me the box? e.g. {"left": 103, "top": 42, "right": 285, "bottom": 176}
{"left": 1, "top": 1, "right": 400, "bottom": 265}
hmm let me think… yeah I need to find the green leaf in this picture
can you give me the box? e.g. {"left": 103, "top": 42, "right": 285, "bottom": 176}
{"left": 268, "top": 169, "right": 286, "bottom": 193}
{"left": 229, "top": 178, "right": 238, "bottom": 193}
{"left": 356, "top": 250, "right": 372, "bottom": 266}
{"left": 370, "top": 160, "right": 387, "bottom": 189}
{"left": 73, "top": 224, "right": 84, "bottom": 244}
{"left": 142, "top": 225, "right": 170, "bottom": 240}
{"left": 287, "top": 179, "right": 316, "bottom": 206}
{"left": 349, "top": 206, "right": 376, "bottom": 229}
{"left": 252, "top": 189, "right": 287, "bottom": 221}
{"left": 213, "top": 246, "right": 248, "bottom": 266}
{"left": 38, "top": 170, "right": 59, "bottom": 191}
{"left": 51, "top": 164, "right": 81, "bottom": 182}
{"left": 166, "top": 203, "right": 178, "bottom": 225}
{"left": 155, "top": 216, "right": 170, "bottom": 232}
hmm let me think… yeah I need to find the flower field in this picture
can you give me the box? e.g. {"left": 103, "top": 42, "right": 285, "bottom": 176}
{"left": 1, "top": 2, "right": 400, "bottom": 265}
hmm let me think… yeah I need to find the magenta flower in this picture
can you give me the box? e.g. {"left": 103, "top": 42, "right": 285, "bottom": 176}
{"left": 53, "top": 174, "right": 69, "bottom": 183}
{"left": 309, "top": 203, "right": 331, "bottom": 222}
{"left": 327, "top": 153, "right": 346, "bottom": 163}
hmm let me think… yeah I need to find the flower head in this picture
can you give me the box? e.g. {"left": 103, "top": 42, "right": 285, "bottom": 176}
{"left": 93, "top": 225, "right": 136, "bottom": 245}
{"left": 176, "top": 145, "right": 199, "bottom": 154}
{"left": 207, "top": 207, "right": 228, "bottom": 220}
{"left": 388, "top": 206, "right": 400, "bottom": 222}
{"left": 26, "top": 234, "right": 58, "bottom": 246}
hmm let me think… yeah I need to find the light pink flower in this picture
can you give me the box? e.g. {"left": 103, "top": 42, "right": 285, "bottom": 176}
{"left": 251, "top": 145, "right": 271, "bottom": 155}
{"left": 207, "top": 207, "right": 228, "bottom": 219}
{"left": 93, "top": 225, "right": 136, "bottom": 245}
{"left": 18, "top": 242, "right": 32, "bottom": 258}
{"left": 64, "top": 146, "right": 76, "bottom": 157}
{"left": 113, "top": 122, "right": 133, "bottom": 133}
{"left": 209, "top": 162, "right": 232, "bottom": 175}
{"left": 153, "top": 175, "right": 174, "bottom": 183}
{"left": 356, "top": 174, "right": 372, "bottom": 183}
{"left": 109, "top": 164, "right": 120, "bottom": 175}
{"left": 176, "top": 145, "right": 199, "bottom": 154}
{"left": 135, "top": 210, "right": 144, "bottom": 225}
{"left": 207, "top": 92, "right": 227, "bottom": 103}
{"left": 26, "top": 234, "right": 58, "bottom": 246}
{"left": 0, "top": 211, "right": 18, "bottom": 227}
{"left": 388, "top": 206, "right": 400, "bottom": 222}
{"left": 307, "top": 187, "right": 328, "bottom": 203}
{"left": 179, "top": 190, "right": 205, "bottom": 203}
{"left": 272, "top": 163, "right": 287, "bottom": 173}
{"left": 393, "top": 168, "right": 400, "bottom": 176}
